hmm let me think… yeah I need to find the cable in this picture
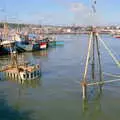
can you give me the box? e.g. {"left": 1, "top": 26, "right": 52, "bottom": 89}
{"left": 96, "top": 33, "right": 120, "bottom": 68}
{"left": 103, "top": 72, "right": 120, "bottom": 78}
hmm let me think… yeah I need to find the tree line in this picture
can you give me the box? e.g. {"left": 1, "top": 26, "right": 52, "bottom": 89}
{"left": 0, "top": 22, "right": 30, "bottom": 28}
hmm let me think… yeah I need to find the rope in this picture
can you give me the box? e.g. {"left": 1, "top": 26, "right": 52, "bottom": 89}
{"left": 104, "top": 39, "right": 119, "bottom": 59}
{"left": 103, "top": 72, "right": 120, "bottom": 78}
{"left": 96, "top": 33, "right": 120, "bottom": 68}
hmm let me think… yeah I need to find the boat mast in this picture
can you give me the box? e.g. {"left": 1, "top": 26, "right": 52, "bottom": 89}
{"left": 3, "top": 22, "right": 8, "bottom": 40}
{"left": 2, "top": 6, "right": 8, "bottom": 41}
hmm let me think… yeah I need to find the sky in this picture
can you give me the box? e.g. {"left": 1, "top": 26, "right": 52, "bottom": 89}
{"left": 0, "top": 0, "right": 120, "bottom": 26}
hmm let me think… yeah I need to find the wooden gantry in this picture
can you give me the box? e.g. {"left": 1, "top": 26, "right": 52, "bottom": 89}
{"left": 81, "top": 27, "right": 120, "bottom": 100}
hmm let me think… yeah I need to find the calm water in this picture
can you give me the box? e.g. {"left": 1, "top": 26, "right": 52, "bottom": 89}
{"left": 0, "top": 34, "right": 120, "bottom": 120}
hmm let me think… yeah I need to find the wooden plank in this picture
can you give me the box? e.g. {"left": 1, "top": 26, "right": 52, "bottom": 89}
{"left": 87, "top": 79, "right": 120, "bottom": 86}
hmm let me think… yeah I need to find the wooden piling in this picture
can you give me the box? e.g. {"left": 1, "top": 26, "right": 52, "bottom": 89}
{"left": 81, "top": 81, "right": 87, "bottom": 100}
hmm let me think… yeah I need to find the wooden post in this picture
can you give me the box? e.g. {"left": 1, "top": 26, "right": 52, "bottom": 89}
{"left": 82, "top": 82, "right": 87, "bottom": 100}
{"left": 82, "top": 97, "right": 88, "bottom": 113}
{"left": 92, "top": 31, "right": 95, "bottom": 80}
{"left": 81, "top": 32, "right": 92, "bottom": 100}
{"left": 95, "top": 33, "right": 103, "bottom": 93}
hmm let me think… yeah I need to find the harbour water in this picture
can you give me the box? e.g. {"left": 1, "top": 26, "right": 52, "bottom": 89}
{"left": 0, "top": 34, "right": 120, "bottom": 120}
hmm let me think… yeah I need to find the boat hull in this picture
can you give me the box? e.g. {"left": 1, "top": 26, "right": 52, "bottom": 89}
{"left": 48, "top": 41, "right": 64, "bottom": 47}
{"left": 113, "top": 35, "right": 120, "bottom": 38}
{"left": 55, "top": 41, "right": 64, "bottom": 46}
{"left": 0, "top": 46, "right": 10, "bottom": 55}
{"left": 0, "top": 41, "right": 16, "bottom": 55}
{"left": 48, "top": 41, "right": 56, "bottom": 47}
{"left": 115, "top": 37, "right": 120, "bottom": 38}
{"left": 15, "top": 42, "right": 40, "bottom": 52}
{"left": 40, "top": 42, "right": 47, "bottom": 50}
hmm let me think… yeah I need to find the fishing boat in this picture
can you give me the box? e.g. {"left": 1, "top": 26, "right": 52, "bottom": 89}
{"left": 35, "top": 37, "right": 48, "bottom": 50}
{"left": 36, "top": 35, "right": 57, "bottom": 48}
{"left": 14, "top": 34, "right": 40, "bottom": 52}
{"left": 39, "top": 39, "right": 48, "bottom": 50}
{"left": 113, "top": 34, "right": 120, "bottom": 38}
{"left": 16, "top": 79, "right": 40, "bottom": 87}
{"left": 47, "top": 36, "right": 56, "bottom": 47}
{"left": 0, "top": 23, "right": 16, "bottom": 55}
{"left": 29, "top": 33, "right": 48, "bottom": 50}
{"left": 55, "top": 41, "right": 64, "bottom": 46}
{"left": 1, "top": 51, "right": 41, "bottom": 80}
{"left": 46, "top": 36, "right": 64, "bottom": 47}
{"left": 0, "top": 40, "right": 16, "bottom": 55}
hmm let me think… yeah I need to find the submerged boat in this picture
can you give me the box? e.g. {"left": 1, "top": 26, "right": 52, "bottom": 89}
{"left": 4, "top": 62, "right": 41, "bottom": 80}
{"left": 1, "top": 51, "right": 41, "bottom": 80}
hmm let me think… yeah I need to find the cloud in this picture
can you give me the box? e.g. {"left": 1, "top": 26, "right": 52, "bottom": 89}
{"left": 70, "top": 2, "right": 103, "bottom": 26}
{"left": 10, "top": 0, "right": 104, "bottom": 26}
{"left": 28, "top": 2, "right": 103, "bottom": 26}
{"left": 71, "top": 2, "right": 89, "bottom": 13}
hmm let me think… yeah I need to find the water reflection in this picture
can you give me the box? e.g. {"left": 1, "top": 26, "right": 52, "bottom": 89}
{"left": 82, "top": 88, "right": 103, "bottom": 120}
{"left": 0, "top": 56, "right": 11, "bottom": 66}
{"left": 0, "top": 91, "right": 33, "bottom": 120}
{"left": 32, "top": 50, "right": 48, "bottom": 57}
{"left": 9, "top": 78, "right": 41, "bottom": 88}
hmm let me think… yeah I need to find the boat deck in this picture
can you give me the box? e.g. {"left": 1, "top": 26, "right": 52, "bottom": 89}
{"left": 3, "top": 64, "right": 40, "bottom": 73}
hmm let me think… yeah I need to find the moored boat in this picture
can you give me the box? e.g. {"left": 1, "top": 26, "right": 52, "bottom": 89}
{"left": 113, "top": 34, "right": 120, "bottom": 38}
{"left": 47, "top": 36, "right": 64, "bottom": 47}
{"left": 0, "top": 40, "right": 16, "bottom": 55}
{"left": 36, "top": 38, "right": 48, "bottom": 50}
{"left": 40, "top": 42, "right": 47, "bottom": 49}
{"left": 55, "top": 41, "right": 64, "bottom": 46}
{"left": 14, "top": 34, "right": 40, "bottom": 52}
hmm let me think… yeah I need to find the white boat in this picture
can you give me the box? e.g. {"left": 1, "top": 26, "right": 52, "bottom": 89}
{"left": 0, "top": 40, "right": 15, "bottom": 45}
